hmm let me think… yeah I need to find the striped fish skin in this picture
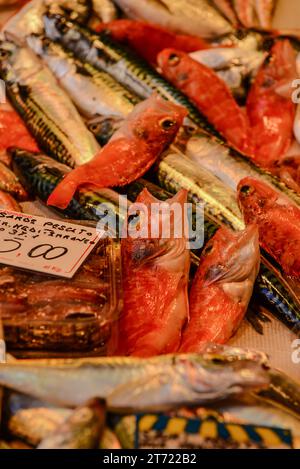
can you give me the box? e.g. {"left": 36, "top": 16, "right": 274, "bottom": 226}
{"left": 43, "top": 13, "right": 218, "bottom": 136}
{"left": 186, "top": 131, "right": 300, "bottom": 207}
{"left": 0, "top": 41, "right": 99, "bottom": 168}
{"left": 27, "top": 35, "right": 140, "bottom": 119}
{"left": 11, "top": 148, "right": 126, "bottom": 230}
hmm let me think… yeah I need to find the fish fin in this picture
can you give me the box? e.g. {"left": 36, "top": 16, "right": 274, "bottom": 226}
{"left": 47, "top": 173, "right": 79, "bottom": 209}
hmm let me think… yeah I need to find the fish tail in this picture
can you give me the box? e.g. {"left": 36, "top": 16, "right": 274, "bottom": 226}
{"left": 47, "top": 172, "right": 80, "bottom": 209}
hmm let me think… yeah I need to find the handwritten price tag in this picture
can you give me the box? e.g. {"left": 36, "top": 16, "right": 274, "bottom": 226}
{"left": 0, "top": 210, "right": 102, "bottom": 278}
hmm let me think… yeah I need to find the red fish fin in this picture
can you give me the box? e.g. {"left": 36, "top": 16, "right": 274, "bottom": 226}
{"left": 47, "top": 173, "right": 79, "bottom": 209}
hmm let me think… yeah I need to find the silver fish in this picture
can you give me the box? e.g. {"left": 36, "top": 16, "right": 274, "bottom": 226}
{"left": 27, "top": 35, "right": 139, "bottom": 119}
{"left": 112, "top": 0, "right": 233, "bottom": 38}
{"left": 38, "top": 398, "right": 106, "bottom": 449}
{"left": 0, "top": 41, "right": 99, "bottom": 167}
{"left": 2, "top": 0, "right": 92, "bottom": 43}
{"left": 185, "top": 132, "right": 300, "bottom": 207}
{"left": 0, "top": 355, "right": 269, "bottom": 411}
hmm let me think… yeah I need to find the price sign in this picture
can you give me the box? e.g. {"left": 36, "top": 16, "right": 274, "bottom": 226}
{"left": 0, "top": 210, "right": 102, "bottom": 278}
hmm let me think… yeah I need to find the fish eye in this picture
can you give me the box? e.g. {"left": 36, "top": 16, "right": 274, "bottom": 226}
{"left": 0, "top": 49, "right": 9, "bottom": 59}
{"left": 159, "top": 118, "right": 176, "bottom": 130}
{"left": 168, "top": 53, "right": 180, "bottom": 66}
{"left": 240, "top": 185, "right": 252, "bottom": 195}
{"left": 89, "top": 123, "right": 100, "bottom": 133}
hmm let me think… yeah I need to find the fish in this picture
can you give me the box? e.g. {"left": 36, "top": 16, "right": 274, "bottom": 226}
{"left": 92, "top": 0, "right": 118, "bottom": 22}
{"left": 111, "top": 0, "right": 233, "bottom": 38}
{"left": 27, "top": 35, "right": 140, "bottom": 119}
{"left": 47, "top": 95, "right": 186, "bottom": 210}
{"left": 157, "top": 49, "right": 252, "bottom": 154}
{"left": 38, "top": 399, "right": 106, "bottom": 449}
{"left": 189, "top": 47, "right": 266, "bottom": 101}
{"left": 113, "top": 188, "right": 190, "bottom": 357}
{"left": 0, "top": 102, "right": 39, "bottom": 154}
{"left": 8, "top": 407, "right": 72, "bottom": 446}
{"left": 94, "top": 19, "right": 210, "bottom": 65}
{"left": 155, "top": 150, "right": 244, "bottom": 231}
{"left": 238, "top": 176, "right": 300, "bottom": 279}
{"left": 185, "top": 130, "right": 300, "bottom": 207}
{"left": 0, "top": 41, "right": 100, "bottom": 168}
{"left": 180, "top": 225, "right": 260, "bottom": 353}
{"left": 246, "top": 40, "right": 297, "bottom": 168}
{"left": 43, "top": 13, "right": 217, "bottom": 135}
{"left": 0, "top": 354, "right": 269, "bottom": 410}
{"left": 11, "top": 148, "right": 126, "bottom": 232}
{"left": 2, "top": 0, "right": 93, "bottom": 43}
{"left": 0, "top": 161, "right": 27, "bottom": 200}
{"left": 0, "top": 190, "right": 22, "bottom": 211}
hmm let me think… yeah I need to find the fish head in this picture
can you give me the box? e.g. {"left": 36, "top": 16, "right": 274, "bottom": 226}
{"left": 0, "top": 41, "right": 42, "bottom": 83}
{"left": 199, "top": 224, "right": 260, "bottom": 304}
{"left": 157, "top": 49, "right": 191, "bottom": 86}
{"left": 178, "top": 355, "right": 269, "bottom": 395}
{"left": 238, "top": 176, "right": 286, "bottom": 221}
{"left": 123, "top": 94, "right": 187, "bottom": 151}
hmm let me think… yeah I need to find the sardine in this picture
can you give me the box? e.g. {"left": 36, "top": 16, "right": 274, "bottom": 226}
{"left": 0, "top": 354, "right": 269, "bottom": 410}
{"left": 43, "top": 13, "right": 218, "bottom": 135}
{"left": 0, "top": 41, "right": 99, "bottom": 167}
{"left": 112, "top": 0, "right": 233, "bottom": 38}
{"left": 0, "top": 161, "right": 27, "bottom": 200}
{"left": 38, "top": 398, "right": 106, "bottom": 449}
{"left": 27, "top": 35, "right": 140, "bottom": 119}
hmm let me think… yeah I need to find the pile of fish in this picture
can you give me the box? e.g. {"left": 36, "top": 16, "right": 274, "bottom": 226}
{"left": 0, "top": 0, "right": 299, "bottom": 450}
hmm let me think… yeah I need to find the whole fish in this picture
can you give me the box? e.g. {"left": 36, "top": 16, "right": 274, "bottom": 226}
{"left": 2, "top": 0, "right": 92, "bottom": 43}
{"left": 247, "top": 40, "right": 297, "bottom": 168}
{"left": 8, "top": 407, "right": 72, "bottom": 446}
{"left": 38, "top": 399, "right": 106, "bottom": 449}
{"left": 43, "top": 13, "right": 217, "bottom": 135}
{"left": 114, "top": 188, "right": 190, "bottom": 357}
{"left": 47, "top": 95, "right": 186, "bottom": 210}
{"left": 0, "top": 161, "right": 27, "bottom": 200}
{"left": 180, "top": 225, "right": 260, "bottom": 352}
{"left": 0, "top": 354, "right": 269, "bottom": 410}
{"left": 238, "top": 176, "right": 300, "bottom": 279}
{"left": 0, "top": 190, "right": 21, "bottom": 211}
{"left": 111, "top": 0, "right": 233, "bottom": 38}
{"left": 11, "top": 148, "right": 126, "bottom": 231}
{"left": 157, "top": 49, "right": 252, "bottom": 154}
{"left": 27, "top": 35, "right": 140, "bottom": 119}
{"left": 0, "top": 41, "right": 99, "bottom": 168}
{"left": 0, "top": 102, "right": 39, "bottom": 154}
{"left": 185, "top": 130, "right": 300, "bottom": 207}
{"left": 94, "top": 19, "right": 210, "bottom": 65}
{"left": 92, "top": 0, "right": 117, "bottom": 22}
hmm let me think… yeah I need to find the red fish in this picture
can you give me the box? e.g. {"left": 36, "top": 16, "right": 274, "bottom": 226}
{"left": 247, "top": 40, "right": 296, "bottom": 168}
{"left": 180, "top": 225, "right": 260, "bottom": 353}
{"left": 112, "top": 188, "right": 190, "bottom": 357}
{"left": 157, "top": 49, "right": 252, "bottom": 154}
{"left": 95, "top": 19, "right": 210, "bottom": 65}
{"left": 47, "top": 95, "right": 186, "bottom": 210}
{"left": 0, "top": 103, "right": 38, "bottom": 154}
{"left": 238, "top": 176, "right": 300, "bottom": 279}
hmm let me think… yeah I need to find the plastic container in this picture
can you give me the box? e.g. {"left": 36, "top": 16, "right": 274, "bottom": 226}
{"left": 0, "top": 239, "right": 122, "bottom": 357}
